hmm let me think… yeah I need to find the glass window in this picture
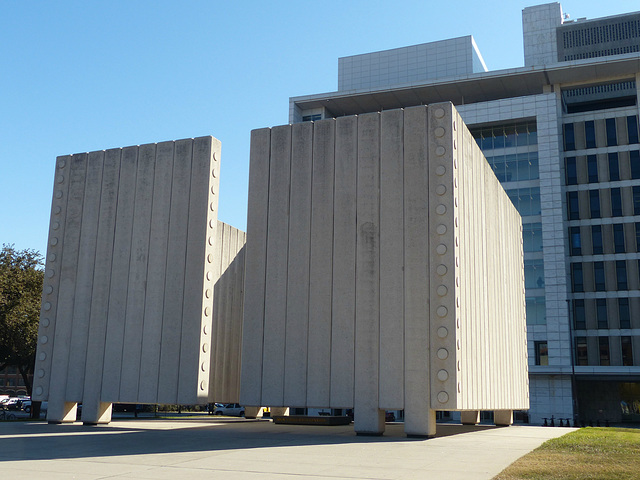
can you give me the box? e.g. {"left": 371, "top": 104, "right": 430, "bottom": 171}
{"left": 608, "top": 153, "right": 620, "bottom": 181}
{"left": 599, "top": 337, "right": 610, "bottom": 366}
{"left": 613, "top": 224, "right": 625, "bottom": 252}
{"left": 621, "top": 337, "right": 633, "bottom": 366}
{"left": 619, "top": 298, "right": 631, "bottom": 329}
{"left": 523, "top": 223, "right": 543, "bottom": 252}
{"left": 564, "top": 123, "right": 575, "bottom": 151}
{"left": 526, "top": 296, "right": 546, "bottom": 325}
{"left": 505, "top": 125, "right": 516, "bottom": 148}
{"left": 628, "top": 116, "right": 639, "bottom": 144}
{"left": 597, "top": 298, "right": 608, "bottom": 328}
{"left": 567, "top": 192, "right": 580, "bottom": 220}
{"left": 630, "top": 151, "right": 640, "bottom": 179}
{"left": 585, "top": 120, "right": 596, "bottom": 148}
{"left": 572, "top": 263, "right": 584, "bottom": 292}
{"left": 566, "top": 157, "right": 577, "bottom": 185}
{"left": 535, "top": 341, "right": 549, "bottom": 366}
{"left": 569, "top": 226, "right": 581, "bottom": 255}
{"left": 617, "top": 260, "right": 628, "bottom": 290}
{"left": 606, "top": 118, "right": 617, "bottom": 147}
{"left": 525, "top": 259, "right": 545, "bottom": 289}
{"left": 611, "top": 189, "right": 623, "bottom": 217}
{"left": 587, "top": 155, "right": 598, "bottom": 183}
{"left": 592, "top": 225, "right": 603, "bottom": 254}
{"left": 634, "top": 186, "right": 640, "bottom": 215}
{"left": 594, "top": 261, "right": 606, "bottom": 291}
{"left": 590, "top": 190, "right": 601, "bottom": 218}
{"left": 576, "top": 336, "right": 588, "bottom": 365}
{"left": 507, "top": 187, "right": 541, "bottom": 216}
{"left": 574, "top": 299, "right": 586, "bottom": 329}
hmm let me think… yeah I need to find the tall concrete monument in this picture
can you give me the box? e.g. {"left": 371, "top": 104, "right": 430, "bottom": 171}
{"left": 241, "top": 103, "right": 529, "bottom": 436}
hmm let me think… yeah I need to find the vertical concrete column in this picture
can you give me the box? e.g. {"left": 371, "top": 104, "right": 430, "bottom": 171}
{"left": 244, "top": 406, "right": 262, "bottom": 419}
{"left": 240, "top": 128, "right": 271, "bottom": 408}
{"left": 403, "top": 106, "right": 434, "bottom": 437}
{"left": 494, "top": 410, "right": 514, "bottom": 426}
{"left": 461, "top": 411, "right": 480, "bottom": 425}
{"left": 270, "top": 407, "right": 289, "bottom": 417}
{"left": 355, "top": 112, "right": 384, "bottom": 435}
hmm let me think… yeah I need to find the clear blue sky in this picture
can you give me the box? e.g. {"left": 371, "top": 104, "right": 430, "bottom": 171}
{"left": 1, "top": 0, "right": 638, "bottom": 256}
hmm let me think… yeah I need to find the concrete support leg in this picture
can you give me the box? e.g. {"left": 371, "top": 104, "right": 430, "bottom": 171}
{"left": 405, "top": 408, "right": 436, "bottom": 438}
{"left": 244, "top": 406, "right": 261, "bottom": 419}
{"left": 461, "top": 410, "right": 481, "bottom": 425}
{"left": 355, "top": 407, "right": 385, "bottom": 436}
{"left": 270, "top": 407, "right": 289, "bottom": 417}
{"left": 47, "top": 401, "right": 78, "bottom": 424}
{"left": 494, "top": 410, "right": 513, "bottom": 426}
{"left": 82, "top": 402, "right": 113, "bottom": 425}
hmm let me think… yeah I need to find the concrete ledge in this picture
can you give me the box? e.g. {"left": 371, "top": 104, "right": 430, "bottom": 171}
{"left": 272, "top": 415, "right": 352, "bottom": 426}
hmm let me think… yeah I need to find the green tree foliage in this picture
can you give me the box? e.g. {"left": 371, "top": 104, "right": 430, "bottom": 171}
{"left": 0, "top": 245, "right": 43, "bottom": 397}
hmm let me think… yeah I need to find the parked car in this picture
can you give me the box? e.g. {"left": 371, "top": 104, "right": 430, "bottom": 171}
{"left": 213, "top": 403, "right": 245, "bottom": 417}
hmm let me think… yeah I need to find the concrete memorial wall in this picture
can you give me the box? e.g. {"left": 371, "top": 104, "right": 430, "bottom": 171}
{"left": 33, "top": 136, "right": 227, "bottom": 424}
{"left": 241, "top": 103, "right": 529, "bottom": 436}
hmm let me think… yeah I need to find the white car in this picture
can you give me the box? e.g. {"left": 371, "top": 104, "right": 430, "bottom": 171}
{"left": 213, "top": 403, "right": 245, "bottom": 417}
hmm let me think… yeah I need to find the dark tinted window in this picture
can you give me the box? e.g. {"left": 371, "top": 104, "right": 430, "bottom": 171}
{"left": 597, "top": 298, "right": 608, "bottom": 329}
{"left": 574, "top": 299, "right": 586, "bottom": 329}
{"left": 576, "top": 337, "right": 588, "bottom": 365}
{"left": 631, "top": 151, "right": 640, "bottom": 179}
{"left": 606, "top": 118, "right": 617, "bottom": 147}
{"left": 599, "top": 337, "right": 610, "bottom": 366}
{"left": 594, "top": 261, "right": 606, "bottom": 291}
{"left": 572, "top": 263, "right": 584, "bottom": 292}
{"left": 611, "top": 188, "right": 623, "bottom": 217}
{"left": 564, "top": 123, "right": 575, "bottom": 151}
{"left": 588, "top": 155, "right": 598, "bottom": 183}
{"left": 569, "top": 226, "right": 581, "bottom": 255}
{"left": 619, "top": 298, "right": 630, "bottom": 329}
{"left": 585, "top": 120, "right": 596, "bottom": 148}
{"left": 613, "top": 223, "right": 625, "bottom": 252}
{"left": 567, "top": 191, "right": 580, "bottom": 220}
{"left": 634, "top": 186, "right": 640, "bottom": 215}
{"left": 566, "top": 157, "right": 577, "bottom": 185}
{"left": 617, "top": 260, "right": 628, "bottom": 290}
{"left": 592, "top": 225, "right": 603, "bottom": 254}
{"left": 608, "top": 153, "right": 619, "bottom": 181}
{"left": 590, "top": 190, "right": 601, "bottom": 218}
{"left": 621, "top": 337, "right": 633, "bottom": 366}
{"left": 628, "top": 116, "right": 639, "bottom": 144}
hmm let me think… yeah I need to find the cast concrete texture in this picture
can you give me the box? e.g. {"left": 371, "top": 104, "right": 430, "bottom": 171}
{"left": 34, "top": 137, "right": 226, "bottom": 424}
{"left": 242, "top": 102, "right": 529, "bottom": 436}
{"left": 0, "top": 419, "right": 575, "bottom": 479}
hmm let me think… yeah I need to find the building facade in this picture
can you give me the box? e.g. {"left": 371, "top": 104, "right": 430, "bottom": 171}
{"left": 290, "top": 2, "right": 640, "bottom": 425}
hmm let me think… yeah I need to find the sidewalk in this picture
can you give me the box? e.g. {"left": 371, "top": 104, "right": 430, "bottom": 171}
{"left": 0, "top": 418, "right": 574, "bottom": 479}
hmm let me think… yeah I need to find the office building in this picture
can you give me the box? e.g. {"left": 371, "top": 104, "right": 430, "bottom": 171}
{"left": 289, "top": 2, "right": 640, "bottom": 424}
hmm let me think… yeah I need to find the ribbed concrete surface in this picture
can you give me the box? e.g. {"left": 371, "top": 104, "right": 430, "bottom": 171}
{"left": 0, "top": 419, "right": 574, "bottom": 479}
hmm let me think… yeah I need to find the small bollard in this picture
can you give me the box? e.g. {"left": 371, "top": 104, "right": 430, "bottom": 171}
{"left": 550, "top": 416, "right": 555, "bottom": 427}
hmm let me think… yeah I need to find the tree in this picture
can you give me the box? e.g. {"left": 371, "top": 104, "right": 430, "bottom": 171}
{"left": 0, "top": 245, "right": 43, "bottom": 399}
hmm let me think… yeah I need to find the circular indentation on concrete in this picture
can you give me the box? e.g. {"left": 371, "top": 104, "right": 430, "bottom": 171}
{"left": 437, "top": 369, "right": 449, "bottom": 381}
{"left": 455, "top": 257, "right": 459, "bottom": 267}
{"left": 456, "top": 297, "right": 460, "bottom": 308}
{"left": 213, "top": 152, "right": 218, "bottom": 162}
{"left": 50, "top": 237, "right": 58, "bottom": 246}
{"left": 44, "top": 302, "right": 51, "bottom": 311}
{"left": 37, "top": 369, "right": 45, "bottom": 378}
{"left": 457, "top": 339, "right": 461, "bottom": 350}
{"left": 437, "top": 285, "right": 448, "bottom": 296}
{"left": 436, "top": 146, "right": 446, "bottom": 156}
{"left": 211, "top": 186, "right": 216, "bottom": 195}
{"left": 48, "top": 253, "right": 56, "bottom": 263}
{"left": 58, "top": 159, "right": 66, "bottom": 169}
{"left": 54, "top": 206, "right": 62, "bottom": 215}
{"left": 203, "top": 324, "right": 209, "bottom": 335}
{"left": 453, "top": 140, "right": 457, "bottom": 150}
{"left": 455, "top": 237, "right": 459, "bottom": 247}
{"left": 41, "top": 318, "right": 50, "bottom": 328}
{"left": 209, "top": 219, "right": 215, "bottom": 229}
{"left": 434, "top": 127, "right": 445, "bottom": 137}
{"left": 201, "top": 362, "right": 207, "bottom": 372}
{"left": 46, "top": 270, "right": 54, "bottom": 279}
{"left": 40, "top": 336, "right": 48, "bottom": 344}
{"left": 39, "top": 352, "right": 46, "bottom": 361}
{"left": 437, "top": 326, "right": 448, "bottom": 338}
{"left": 435, "top": 165, "right": 446, "bottom": 176}
{"left": 35, "top": 386, "right": 43, "bottom": 396}
{"left": 208, "top": 236, "right": 214, "bottom": 246}
{"left": 437, "top": 391, "right": 449, "bottom": 403}
{"left": 454, "top": 217, "right": 459, "bottom": 227}
{"left": 45, "top": 285, "right": 53, "bottom": 295}
{"left": 453, "top": 158, "right": 458, "bottom": 169}
{"left": 207, "top": 253, "right": 213, "bottom": 263}
{"left": 436, "top": 205, "right": 446, "bottom": 215}
{"left": 437, "top": 348, "right": 449, "bottom": 360}
{"left": 436, "top": 244, "right": 447, "bottom": 255}
{"left": 457, "top": 318, "right": 461, "bottom": 328}
{"left": 457, "top": 360, "right": 461, "bottom": 371}
{"left": 210, "top": 203, "right": 216, "bottom": 212}
{"left": 454, "top": 197, "right": 458, "bottom": 208}
{"left": 436, "top": 184, "right": 446, "bottom": 196}
{"left": 206, "top": 271, "right": 213, "bottom": 281}
{"left": 458, "top": 382, "right": 461, "bottom": 393}
{"left": 202, "top": 343, "right": 209, "bottom": 353}
{"left": 437, "top": 306, "right": 448, "bottom": 317}
{"left": 204, "top": 306, "right": 210, "bottom": 317}
{"left": 435, "top": 108, "right": 445, "bottom": 119}
{"left": 52, "top": 222, "right": 60, "bottom": 230}
{"left": 200, "top": 380, "right": 207, "bottom": 391}
{"left": 437, "top": 264, "right": 447, "bottom": 276}
{"left": 56, "top": 175, "right": 64, "bottom": 184}
{"left": 205, "top": 289, "right": 212, "bottom": 299}
{"left": 454, "top": 177, "right": 458, "bottom": 188}
{"left": 212, "top": 166, "right": 218, "bottom": 178}
{"left": 55, "top": 191, "right": 63, "bottom": 199}
{"left": 453, "top": 121, "right": 457, "bottom": 131}
{"left": 436, "top": 224, "right": 447, "bottom": 235}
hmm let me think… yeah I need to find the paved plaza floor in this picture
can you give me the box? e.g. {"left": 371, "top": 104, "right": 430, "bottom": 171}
{"left": 0, "top": 418, "right": 574, "bottom": 479}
